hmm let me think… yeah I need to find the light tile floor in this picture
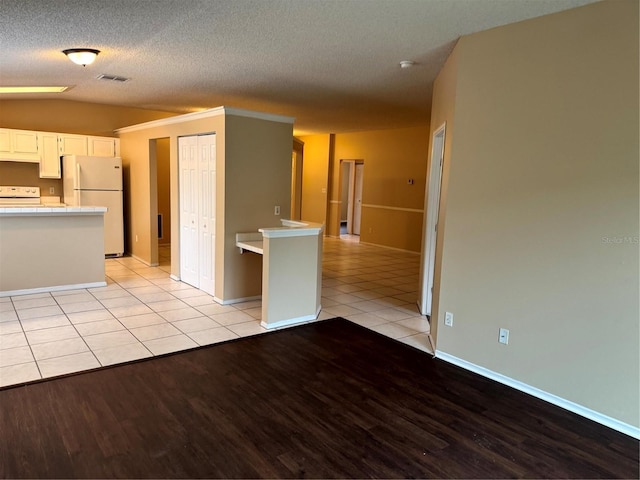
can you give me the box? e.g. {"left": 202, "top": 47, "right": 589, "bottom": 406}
{"left": 0, "top": 236, "right": 432, "bottom": 388}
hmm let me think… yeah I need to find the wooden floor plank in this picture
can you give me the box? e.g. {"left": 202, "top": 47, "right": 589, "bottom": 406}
{"left": 0, "top": 318, "right": 637, "bottom": 479}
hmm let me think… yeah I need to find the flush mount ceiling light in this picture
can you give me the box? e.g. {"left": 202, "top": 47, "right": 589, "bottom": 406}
{"left": 399, "top": 60, "right": 415, "bottom": 69}
{"left": 0, "top": 86, "right": 69, "bottom": 93}
{"left": 63, "top": 48, "right": 100, "bottom": 66}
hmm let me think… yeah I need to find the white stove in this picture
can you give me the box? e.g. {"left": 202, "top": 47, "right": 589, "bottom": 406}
{"left": 0, "top": 186, "right": 42, "bottom": 206}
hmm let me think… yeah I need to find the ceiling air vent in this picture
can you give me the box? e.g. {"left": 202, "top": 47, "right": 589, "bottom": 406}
{"left": 96, "top": 74, "right": 130, "bottom": 83}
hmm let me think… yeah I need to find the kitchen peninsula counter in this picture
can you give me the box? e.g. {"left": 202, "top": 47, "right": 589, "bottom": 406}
{"left": 0, "top": 207, "right": 107, "bottom": 296}
{"left": 237, "top": 219, "right": 324, "bottom": 329}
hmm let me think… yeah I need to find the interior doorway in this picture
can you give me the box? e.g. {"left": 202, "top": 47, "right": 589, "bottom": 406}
{"left": 340, "top": 159, "right": 364, "bottom": 236}
{"left": 149, "top": 138, "right": 171, "bottom": 268}
{"left": 291, "top": 151, "right": 303, "bottom": 220}
{"left": 291, "top": 138, "right": 304, "bottom": 221}
{"left": 156, "top": 138, "right": 171, "bottom": 272}
{"left": 418, "top": 124, "right": 446, "bottom": 317}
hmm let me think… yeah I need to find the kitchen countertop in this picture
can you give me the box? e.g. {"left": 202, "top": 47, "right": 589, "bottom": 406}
{"left": 0, "top": 206, "right": 107, "bottom": 215}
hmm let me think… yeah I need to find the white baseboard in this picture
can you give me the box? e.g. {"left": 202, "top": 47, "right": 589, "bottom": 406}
{"left": 435, "top": 350, "right": 640, "bottom": 440}
{"left": 261, "top": 305, "right": 321, "bottom": 330}
{"left": 0, "top": 281, "right": 107, "bottom": 298}
{"left": 129, "top": 254, "right": 153, "bottom": 266}
{"left": 214, "top": 295, "right": 262, "bottom": 305}
{"left": 358, "top": 241, "right": 420, "bottom": 255}
{"left": 169, "top": 274, "right": 180, "bottom": 281}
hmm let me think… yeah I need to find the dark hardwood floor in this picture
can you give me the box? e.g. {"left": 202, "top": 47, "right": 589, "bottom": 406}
{"left": 1, "top": 318, "right": 637, "bottom": 479}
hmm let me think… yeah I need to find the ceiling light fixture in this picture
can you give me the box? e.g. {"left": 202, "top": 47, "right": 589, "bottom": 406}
{"left": 399, "top": 60, "right": 415, "bottom": 69}
{"left": 0, "top": 86, "right": 69, "bottom": 93}
{"left": 63, "top": 48, "right": 100, "bottom": 66}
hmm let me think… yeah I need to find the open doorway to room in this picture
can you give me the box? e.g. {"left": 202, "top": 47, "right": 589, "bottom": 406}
{"left": 418, "top": 124, "right": 445, "bottom": 317}
{"left": 291, "top": 138, "right": 304, "bottom": 221}
{"left": 151, "top": 137, "right": 171, "bottom": 272}
{"left": 339, "top": 159, "right": 364, "bottom": 240}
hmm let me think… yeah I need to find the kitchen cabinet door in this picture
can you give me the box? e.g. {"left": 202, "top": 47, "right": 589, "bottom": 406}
{"left": 12, "top": 129, "right": 39, "bottom": 154}
{"left": 0, "top": 128, "right": 39, "bottom": 154}
{"left": 88, "top": 136, "right": 120, "bottom": 157}
{"left": 0, "top": 129, "right": 11, "bottom": 152}
{"left": 39, "top": 132, "right": 61, "bottom": 178}
{"left": 58, "top": 134, "right": 88, "bottom": 156}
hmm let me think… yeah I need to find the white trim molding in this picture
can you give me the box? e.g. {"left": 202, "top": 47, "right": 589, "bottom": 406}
{"left": 260, "top": 305, "right": 322, "bottom": 330}
{"left": 130, "top": 254, "right": 157, "bottom": 267}
{"left": 358, "top": 241, "right": 420, "bottom": 255}
{"left": 215, "top": 295, "right": 262, "bottom": 305}
{"left": 0, "top": 281, "right": 107, "bottom": 298}
{"left": 435, "top": 350, "right": 640, "bottom": 440}
{"left": 361, "top": 203, "right": 423, "bottom": 214}
{"left": 116, "top": 106, "right": 294, "bottom": 134}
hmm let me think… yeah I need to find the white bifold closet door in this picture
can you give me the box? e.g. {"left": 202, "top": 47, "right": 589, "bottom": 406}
{"left": 179, "top": 134, "right": 216, "bottom": 295}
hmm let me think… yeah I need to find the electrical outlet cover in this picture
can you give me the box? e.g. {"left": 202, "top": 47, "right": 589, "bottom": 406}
{"left": 444, "top": 312, "right": 453, "bottom": 326}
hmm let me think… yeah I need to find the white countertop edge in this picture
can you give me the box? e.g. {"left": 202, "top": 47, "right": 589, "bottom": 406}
{"left": 236, "top": 240, "right": 264, "bottom": 255}
{"left": 259, "top": 226, "right": 323, "bottom": 238}
{"left": 0, "top": 206, "right": 107, "bottom": 215}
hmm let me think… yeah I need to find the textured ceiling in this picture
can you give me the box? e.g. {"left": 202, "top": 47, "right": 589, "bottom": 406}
{"left": 0, "top": 0, "right": 598, "bottom": 134}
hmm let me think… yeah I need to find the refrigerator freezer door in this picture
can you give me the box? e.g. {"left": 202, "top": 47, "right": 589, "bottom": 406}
{"left": 78, "top": 190, "right": 124, "bottom": 256}
{"left": 63, "top": 155, "right": 122, "bottom": 191}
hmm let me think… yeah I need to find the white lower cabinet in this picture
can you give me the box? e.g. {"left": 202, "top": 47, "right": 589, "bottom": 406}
{"left": 179, "top": 134, "right": 216, "bottom": 295}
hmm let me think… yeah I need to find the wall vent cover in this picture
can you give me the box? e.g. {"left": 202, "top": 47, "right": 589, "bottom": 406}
{"left": 97, "top": 74, "right": 130, "bottom": 83}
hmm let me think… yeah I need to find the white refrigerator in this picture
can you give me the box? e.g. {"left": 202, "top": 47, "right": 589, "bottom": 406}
{"left": 63, "top": 155, "right": 124, "bottom": 257}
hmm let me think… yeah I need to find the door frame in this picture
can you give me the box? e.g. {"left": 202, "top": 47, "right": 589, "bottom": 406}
{"left": 419, "top": 123, "right": 446, "bottom": 317}
{"left": 339, "top": 159, "right": 364, "bottom": 235}
{"left": 291, "top": 138, "right": 304, "bottom": 220}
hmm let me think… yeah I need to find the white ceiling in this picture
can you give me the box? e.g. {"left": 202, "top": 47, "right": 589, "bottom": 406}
{"left": 0, "top": 0, "right": 598, "bottom": 134}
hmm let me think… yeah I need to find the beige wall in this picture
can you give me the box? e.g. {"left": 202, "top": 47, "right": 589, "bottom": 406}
{"left": 118, "top": 110, "right": 293, "bottom": 302}
{"left": 222, "top": 114, "right": 293, "bottom": 301}
{"left": 297, "top": 134, "right": 331, "bottom": 225}
{"left": 301, "top": 127, "right": 430, "bottom": 252}
{"left": 118, "top": 115, "right": 224, "bottom": 270}
{"left": 333, "top": 126, "right": 429, "bottom": 251}
{"left": 432, "top": 0, "right": 639, "bottom": 428}
{"left": 0, "top": 99, "right": 174, "bottom": 136}
{"left": 0, "top": 213, "right": 105, "bottom": 292}
{"left": 426, "top": 43, "right": 459, "bottom": 353}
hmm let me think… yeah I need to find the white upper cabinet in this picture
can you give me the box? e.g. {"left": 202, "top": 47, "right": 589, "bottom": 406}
{"left": 11, "top": 129, "right": 39, "bottom": 154}
{"left": 87, "top": 136, "right": 120, "bottom": 157}
{"left": 0, "top": 128, "right": 39, "bottom": 154}
{"left": 0, "top": 129, "right": 11, "bottom": 152}
{"left": 58, "top": 133, "right": 88, "bottom": 156}
{"left": 1, "top": 129, "right": 120, "bottom": 178}
{"left": 39, "top": 132, "right": 61, "bottom": 178}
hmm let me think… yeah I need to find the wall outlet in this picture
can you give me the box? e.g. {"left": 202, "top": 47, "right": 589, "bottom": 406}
{"left": 499, "top": 328, "right": 509, "bottom": 345}
{"left": 135, "top": 234, "right": 138, "bottom": 242}
{"left": 274, "top": 205, "right": 280, "bottom": 215}
{"left": 49, "top": 187, "right": 55, "bottom": 194}
{"left": 444, "top": 311, "right": 454, "bottom": 327}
